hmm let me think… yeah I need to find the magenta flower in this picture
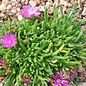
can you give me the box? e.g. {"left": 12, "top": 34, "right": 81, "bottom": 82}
{"left": 50, "top": 71, "right": 70, "bottom": 86}
{"left": 22, "top": 5, "right": 41, "bottom": 18}
{"left": 0, "top": 57, "right": 4, "bottom": 66}
{"left": 23, "top": 76, "right": 31, "bottom": 84}
{"left": 69, "top": 70, "right": 77, "bottom": 80}
{"left": 1, "top": 33, "right": 17, "bottom": 48}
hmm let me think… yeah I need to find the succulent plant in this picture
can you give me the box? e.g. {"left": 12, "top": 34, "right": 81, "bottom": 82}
{"left": 0, "top": 5, "right": 86, "bottom": 86}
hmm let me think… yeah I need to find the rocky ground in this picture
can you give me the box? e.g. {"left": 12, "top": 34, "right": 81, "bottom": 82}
{"left": 0, "top": 0, "right": 86, "bottom": 86}
{"left": 0, "top": 0, "right": 86, "bottom": 22}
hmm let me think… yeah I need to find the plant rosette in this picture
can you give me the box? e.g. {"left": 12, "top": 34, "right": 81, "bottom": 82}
{"left": 0, "top": 5, "right": 86, "bottom": 86}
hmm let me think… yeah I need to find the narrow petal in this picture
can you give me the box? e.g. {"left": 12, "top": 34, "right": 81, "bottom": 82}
{"left": 50, "top": 80, "right": 56, "bottom": 83}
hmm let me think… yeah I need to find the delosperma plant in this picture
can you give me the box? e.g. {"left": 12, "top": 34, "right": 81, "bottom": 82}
{"left": 0, "top": 5, "right": 86, "bottom": 86}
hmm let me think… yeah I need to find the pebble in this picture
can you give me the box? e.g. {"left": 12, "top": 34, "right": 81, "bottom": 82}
{"left": 61, "top": 1, "right": 72, "bottom": 7}
{"left": 29, "top": 0, "right": 37, "bottom": 6}
{"left": 0, "top": 20, "right": 3, "bottom": 23}
{"left": 35, "top": 0, "right": 40, "bottom": 5}
{"left": 8, "top": 13, "right": 13, "bottom": 16}
{"left": 0, "top": 13, "right": 5, "bottom": 17}
{"left": 0, "top": 0, "right": 86, "bottom": 21}
{"left": 46, "top": 2, "right": 52, "bottom": 8}
{"left": 16, "top": 4, "right": 21, "bottom": 8}
{"left": 11, "top": 9, "right": 16, "bottom": 14}
{"left": 81, "top": 0, "right": 86, "bottom": 3}
{"left": 48, "top": 7, "right": 53, "bottom": 14}
{"left": 17, "top": 15, "right": 23, "bottom": 21}
{"left": 82, "top": 7, "right": 86, "bottom": 15}
{"left": 6, "top": 5, "right": 12, "bottom": 10}
{"left": 1, "top": 10, "right": 6, "bottom": 13}
{"left": 0, "top": 4, "right": 6, "bottom": 10}
{"left": 11, "top": 2, "right": 16, "bottom": 6}
{"left": 20, "top": 0, "right": 26, "bottom": 3}
{"left": 11, "top": 0, "right": 16, "bottom": 1}
{"left": 16, "top": 8, "right": 20, "bottom": 12}
{"left": 39, "top": 6, "right": 45, "bottom": 12}
{"left": 0, "top": 83, "right": 3, "bottom": 86}
{"left": 16, "top": 13, "right": 20, "bottom": 16}
{"left": 23, "top": 0, "right": 28, "bottom": 5}
{"left": 2, "top": 0, "right": 8, "bottom": 6}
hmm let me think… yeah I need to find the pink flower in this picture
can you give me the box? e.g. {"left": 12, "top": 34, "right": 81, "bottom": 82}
{"left": 69, "top": 70, "right": 77, "bottom": 80}
{"left": 23, "top": 76, "right": 31, "bottom": 84}
{"left": 50, "top": 71, "right": 71, "bottom": 86}
{"left": 0, "top": 57, "right": 4, "bottom": 66}
{"left": 22, "top": 5, "right": 41, "bottom": 18}
{"left": 1, "top": 33, "right": 17, "bottom": 48}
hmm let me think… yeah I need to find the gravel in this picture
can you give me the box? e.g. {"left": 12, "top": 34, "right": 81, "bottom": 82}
{"left": 0, "top": 0, "right": 86, "bottom": 22}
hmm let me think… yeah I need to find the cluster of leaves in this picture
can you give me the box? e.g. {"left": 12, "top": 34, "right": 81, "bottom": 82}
{"left": 0, "top": 6, "right": 86, "bottom": 86}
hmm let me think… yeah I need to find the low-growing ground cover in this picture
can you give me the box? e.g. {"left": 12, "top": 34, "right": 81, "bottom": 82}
{"left": 0, "top": 3, "right": 86, "bottom": 86}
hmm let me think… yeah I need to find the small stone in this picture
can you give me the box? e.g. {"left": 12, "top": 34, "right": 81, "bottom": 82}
{"left": 18, "top": 15, "right": 23, "bottom": 21}
{"left": 46, "top": 2, "right": 52, "bottom": 8}
{"left": 61, "top": 1, "right": 72, "bottom": 7}
{"left": 39, "top": 6, "right": 45, "bottom": 12}
{"left": 48, "top": 7, "right": 53, "bottom": 14}
{"left": 16, "top": 4, "right": 22, "bottom": 8}
{"left": 11, "top": 9, "right": 16, "bottom": 14}
{"left": 2, "top": 9, "right": 6, "bottom": 13}
{"left": 6, "top": 5, "right": 12, "bottom": 10}
{"left": 29, "top": 0, "right": 37, "bottom": 6}
{"left": 6, "top": 9, "right": 10, "bottom": 13}
{"left": 0, "top": 76, "right": 5, "bottom": 82}
{"left": 82, "top": 7, "right": 86, "bottom": 15}
{"left": 48, "top": 10, "right": 52, "bottom": 15}
{"left": 10, "top": 16, "right": 16, "bottom": 20}
{"left": 0, "top": 20, "right": 3, "bottom": 23}
{"left": 41, "top": 2, "right": 45, "bottom": 5}
{"left": 11, "top": 7, "right": 16, "bottom": 14}
{"left": 20, "top": 0, "right": 26, "bottom": 3}
{"left": 11, "top": 2, "right": 16, "bottom": 6}
{"left": 16, "top": 13, "right": 20, "bottom": 16}
{"left": 16, "top": 8, "right": 20, "bottom": 12}
{"left": 24, "top": 0, "right": 28, "bottom": 5}
{"left": 11, "top": 0, "right": 16, "bottom": 1}
{"left": 0, "top": 4, "right": 6, "bottom": 10}
{"left": 0, "top": 13, "right": 5, "bottom": 17}
{"left": 2, "top": 0, "right": 8, "bottom": 6}
{"left": 7, "top": 12, "right": 13, "bottom": 16}
{"left": 84, "top": 4, "right": 86, "bottom": 7}
{"left": 35, "top": 0, "right": 40, "bottom": 5}
{"left": 4, "top": 15, "right": 8, "bottom": 19}
{"left": 81, "top": 0, "right": 85, "bottom": 3}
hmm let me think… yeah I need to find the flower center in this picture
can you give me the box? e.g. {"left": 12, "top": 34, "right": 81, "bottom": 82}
{"left": 8, "top": 40, "right": 12, "bottom": 44}
{"left": 56, "top": 79, "right": 60, "bottom": 83}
